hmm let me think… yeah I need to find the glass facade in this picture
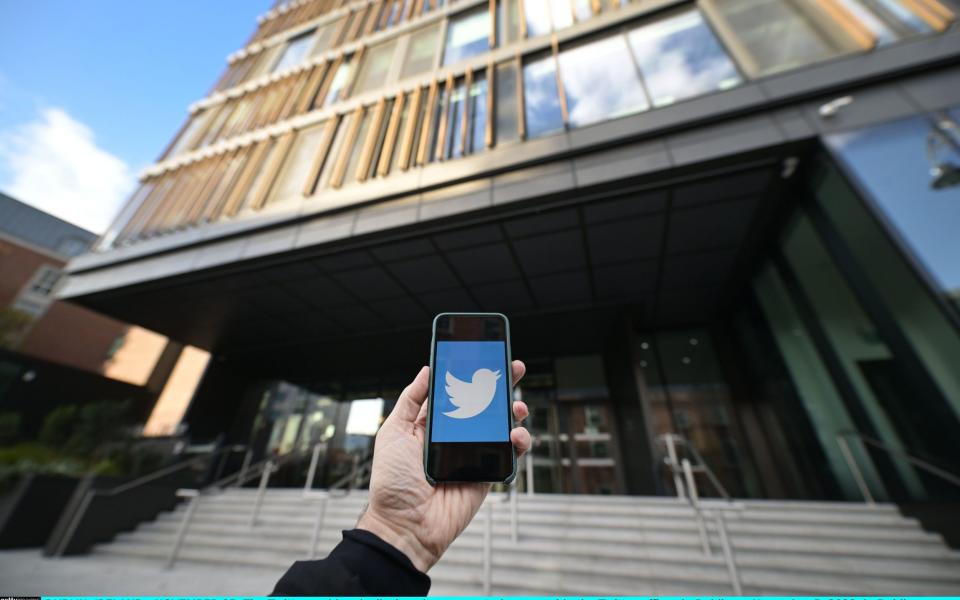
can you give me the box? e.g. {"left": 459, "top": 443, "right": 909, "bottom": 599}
{"left": 559, "top": 35, "right": 649, "bottom": 127}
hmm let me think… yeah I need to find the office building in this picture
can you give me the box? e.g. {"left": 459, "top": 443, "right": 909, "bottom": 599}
{"left": 60, "top": 0, "right": 960, "bottom": 502}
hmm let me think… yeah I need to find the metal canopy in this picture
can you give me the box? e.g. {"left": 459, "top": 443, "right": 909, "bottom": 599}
{"left": 71, "top": 156, "right": 793, "bottom": 380}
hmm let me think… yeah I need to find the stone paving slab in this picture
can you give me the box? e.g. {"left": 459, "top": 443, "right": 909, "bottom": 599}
{"left": 0, "top": 549, "right": 284, "bottom": 596}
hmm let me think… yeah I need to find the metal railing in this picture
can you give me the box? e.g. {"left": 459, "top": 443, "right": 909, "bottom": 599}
{"left": 837, "top": 431, "right": 960, "bottom": 505}
{"left": 51, "top": 444, "right": 247, "bottom": 557}
{"left": 166, "top": 448, "right": 300, "bottom": 569}
{"left": 656, "top": 433, "right": 742, "bottom": 594}
{"left": 304, "top": 452, "right": 373, "bottom": 559}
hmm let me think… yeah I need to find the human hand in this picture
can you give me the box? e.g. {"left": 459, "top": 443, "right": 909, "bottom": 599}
{"left": 356, "top": 361, "right": 530, "bottom": 572}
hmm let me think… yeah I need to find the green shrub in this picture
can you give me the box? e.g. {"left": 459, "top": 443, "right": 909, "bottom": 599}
{"left": 0, "top": 412, "right": 21, "bottom": 445}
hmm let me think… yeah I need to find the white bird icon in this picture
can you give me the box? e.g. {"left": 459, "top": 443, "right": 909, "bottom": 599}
{"left": 443, "top": 368, "right": 502, "bottom": 419}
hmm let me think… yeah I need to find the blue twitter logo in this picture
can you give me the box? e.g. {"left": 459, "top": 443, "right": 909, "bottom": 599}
{"left": 432, "top": 341, "right": 509, "bottom": 442}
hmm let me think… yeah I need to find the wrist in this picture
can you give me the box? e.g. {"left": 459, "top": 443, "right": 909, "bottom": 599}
{"left": 357, "top": 507, "right": 437, "bottom": 573}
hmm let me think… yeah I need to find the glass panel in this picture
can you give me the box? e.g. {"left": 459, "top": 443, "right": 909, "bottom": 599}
{"left": 272, "top": 30, "right": 316, "bottom": 73}
{"left": 712, "top": 0, "right": 841, "bottom": 76}
{"left": 427, "top": 85, "right": 448, "bottom": 163}
{"left": 401, "top": 23, "right": 441, "bottom": 79}
{"left": 352, "top": 39, "right": 398, "bottom": 95}
{"left": 573, "top": 0, "right": 593, "bottom": 21}
{"left": 249, "top": 45, "right": 284, "bottom": 80}
{"left": 267, "top": 122, "right": 326, "bottom": 205}
{"left": 166, "top": 111, "right": 210, "bottom": 158}
{"left": 495, "top": 61, "right": 520, "bottom": 145}
{"left": 444, "top": 80, "right": 466, "bottom": 160}
{"left": 467, "top": 72, "right": 489, "bottom": 154}
{"left": 524, "top": 0, "right": 554, "bottom": 36}
{"left": 443, "top": 7, "right": 491, "bottom": 65}
{"left": 549, "top": 0, "right": 575, "bottom": 29}
{"left": 368, "top": 98, "right": 395, "bottom": 179}
{"left": 812, "top": 152, "right": 960, "bottom": 478}
{"left": 872, "top": 0, "right": 935, "bottom": 33}
{"left": 559, "top": 35, "right": 649, "bottom": 128}
{"left": 497, "top": 0, "right": 522, "bottom": 45}
{"left": 834, "top": 0, "right": 899, "bottom": 44}
{"left": 324, "top": 57, "right": 355, "bottom": 106}
{"left": 343, "top": 108, "right": 374, "bottom": 185}
{"left": 627, "top": 9, "right": 742, "bottom": 108}
{"left": 523, "top": 54, "right": 564, "bottom": 138}
{"left": 389, "top": 93, "right": 413, "bottom": 173}
{"left": 313, "top": 16, "right": 348, "bottom": 56}
{"left": 317, "top": 118, "right": 348, "bottom": 189}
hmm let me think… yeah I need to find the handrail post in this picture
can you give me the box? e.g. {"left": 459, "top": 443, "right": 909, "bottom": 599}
{"left": 525, "top": 450, "right": 534, "bottom": 496}
{"left": 665, "top": 434, "right": 686, "bottom": 499}
{"left": 837, "top": 434, "right": 875, "bottom": 505}
{"left": 304, "top": 443, "right": 324, "bottom": 493}
{"left": 683, "top": 458, "right": 711, "bottom": 556}
{"left": 308, "top": 495, "right": 328, "bottom": 559}
{"left": 237, "top": 449, "right": 253, "bottom": 488}
{"left": 250, "top": 461, "right": 274, "bottom": 527}
{"left": 482, "top": 501, "right": 493, "bottom": 594}
{"left": 166, "top": 490, "right": 200, "bottom": 569}
{"left": 509, "top": 482, "right": 518, "bottom": 544}
{"left": 714, "top": 510, "right": 742, "bottom": 594}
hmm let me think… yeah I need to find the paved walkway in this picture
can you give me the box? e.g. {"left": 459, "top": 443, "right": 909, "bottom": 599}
{"left": 0, "top": 549, "right": 284, "bottom": 596}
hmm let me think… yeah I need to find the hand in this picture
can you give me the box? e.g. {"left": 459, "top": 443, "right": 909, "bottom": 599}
{"left": 357, "top": 361, "right": 530, "bottom": 572}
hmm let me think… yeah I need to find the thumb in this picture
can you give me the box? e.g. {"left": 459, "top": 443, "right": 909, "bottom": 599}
{"left": 387, "top": 366, "right": 430, "bottom": 425}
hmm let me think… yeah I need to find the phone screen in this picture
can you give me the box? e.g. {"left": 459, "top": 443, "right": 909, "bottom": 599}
{"left": 426, "top": 313, "right": 515, "bottom": 483}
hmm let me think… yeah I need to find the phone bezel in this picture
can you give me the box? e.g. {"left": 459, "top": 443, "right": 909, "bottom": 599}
{"left": 423, "top": 312, "right": 517, "bottom": 485}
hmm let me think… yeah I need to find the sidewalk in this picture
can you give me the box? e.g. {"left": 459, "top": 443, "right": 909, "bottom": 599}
{"left": 0, "top": 549, "right": 283, "bottom": 596}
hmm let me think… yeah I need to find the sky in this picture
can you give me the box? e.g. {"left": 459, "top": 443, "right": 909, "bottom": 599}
{"left": 0, "top": 0, "right": 270, "bottom": 234}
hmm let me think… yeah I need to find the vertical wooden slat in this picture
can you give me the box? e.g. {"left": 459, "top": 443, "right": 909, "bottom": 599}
{"left": 144, "top": 168, "right": 189, "bottom": 233}
{"left": 204, "top": 149, "right": 244, "bottom": 222}
{"left": 814, "top": 0, "right": 876, "bottom": 49}
{"left": 489, "top": 0, "right": 498, "bottom": 47}
{"left": 172, "top": 161, "right": 213, "bottom": 228}
{"left": 344, "top": 7, "right": 365, "bottom": 42}
{"left": 313, "top": 54, "right": 344, "bottom": 109}
{"left": 295, "top": 62, "right": 330, "bottom": 114}
{"left": 551, "top": 34, "right": 569, "bottom": 127}
{"left": 461, "top": 68, "right": 473, "bottom": 156}
{"left": 330, "top": 107, "right": 365, "bottom": 188}
{"left": 377, "top": 92, "right": 406, "bottom": 177}
{"left": 356, "top": 97, "right": 388, "bottom": 181}
{"left": 187, "top": 153, "right": 229, "bottom": 225}
{"left": 415, "top": 0, "right": 426, "bottom": 17}
{"left": 117, "top": 178, "right": 166, "bottom": 241}
{"left": 404, "top": 0, "right": 417, "bottom": 21}
{"left": 434, "top": 74, "right": 454, "bottom": 162}
{"left": 516, "top": 55, "right": 526, "bottom": 140}
{"left": 222, "top": 141, "right": 271, "bottom": 217}
{"left": 485, "top": 61, "right": 494, "bottom": 148}
{"left": 303, "top": 116, "right": 341, "bottom": 196}
{"left": 518, "top": 0, "right": 527, "bottom": 38}
{"left": 379, "top": 0, "right": 393, "bottom": 29}
{"left": 365, "top": 0, "right": 383, "bottom": 35}
{"left": 590, "top": 0, "right": 600, "bottom": 14}
{"left": 249, "top": 132, "right": 296, "bottom": 210}
{"left": 340, "top": 46, "right": 366, "bottom": 100}
{"left": 277, "top": 71, "right": 310, "bottom": 120}
{"left": 416, "top": 79, "right": 439, "bottom": 166}
{"left": 901, "top": 0, "right": 953, "bottom": 30}
{"left": 398, "top": 86, "right": 422, "bottom": 170}
{"left": 698, "top": 0, "right": 761, "bottom": 78}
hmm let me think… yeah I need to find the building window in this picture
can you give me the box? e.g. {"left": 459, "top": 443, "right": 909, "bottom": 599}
{"left": 558, "top": 35, "right": 649, "bottom": 128}
{"left": 267, "top": 122, "right": 328, "bottom": 205}
{"left": 352, "top": 39, "right": 399, "bottom": 96}
{"left": 13, "top": 265, "right": 62, "bottom": 317}
{"left": 401, "top": 23, "right": 441, "bottom": 79}
{"left": 323, "top": 56, "right": 356, "bottom": 106}
{"left": 467, "top": 71, "right": 489, "bottom": 154}
{"left": 704, "top": 0, "right": 844, "bottom": 76}
{"left": 626, "top": 9, "right": 742, "bottom": 108}
{"left": 522, "top": 53, "right": 564, "bottom": 138}
{"left": 29, "top": 266, "right": 62, "bottom": 296}
{"left": 497, "top": 0, "right": 523, "bottom": 45}
{"left": 272, "top": 30, "right": 316, "bottom": 73}
{"left": 523, "top": 0, "right": 575, "bottom": 36}
{"left": 495, "top": 60, "right": 520, "bottom": 145}
{"left": 443, "top": 7, "right": 490, "bottom": 66}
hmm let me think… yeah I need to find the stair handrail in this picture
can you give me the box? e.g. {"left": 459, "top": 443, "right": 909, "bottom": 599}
{"left": 52, "top": 443, "right": 247, "bottom": 557}
{"left": 305, "top": 452, "right": 374, "bottom": 559}
{"left": 836, "top": 430, "right": 960, "bottom": 504}
{"left": 656, "top": 433, "right": 731, "bottom": 501}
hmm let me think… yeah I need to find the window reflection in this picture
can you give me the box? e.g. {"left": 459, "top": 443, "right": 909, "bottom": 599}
{"left": 468, "top": 73, "right": 489, "bottom": 154}
{"left": 495, "top": 61, "right": 520, "bottom": 145}
{"left": 710, "top": 0, "right": 840, "bottom": 76}
{"left": 627, "top": 10, "right": 741, "bottom": 108}
{"left": 523, "top": 54, "right": 564, "bottom": 138}
{"left": 443, "top": 7, "right": 490, "bottom": 65}
{"left": 324, "top": 57, "right": 354, "bottom": 106}
{"left": 272, "top": 30, "right": 316, "bottom": 73}
{"left": 559, "top": 35, "right": 649, "bottom": 127}
{"left": 524, "top": 0, "right": 554, "bottom": 37}
{"left": 401, "top": 24, "right": 441, "bottom": 79}
{"left": 352, "top": 40, "right": 398, "bottom": 96}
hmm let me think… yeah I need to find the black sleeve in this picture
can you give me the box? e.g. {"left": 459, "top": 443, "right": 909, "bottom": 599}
{"left": 271, "top": 528, "right": 431, "bottom": 597}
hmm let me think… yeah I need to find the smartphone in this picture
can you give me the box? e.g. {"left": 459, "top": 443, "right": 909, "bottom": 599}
{"left": 424, "top": 312, "right": 516, "bottom": 484}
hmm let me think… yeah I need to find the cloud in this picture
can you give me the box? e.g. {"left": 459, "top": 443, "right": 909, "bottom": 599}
{"left": 0, "top": 107, "right": 135, "bottom": 234}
